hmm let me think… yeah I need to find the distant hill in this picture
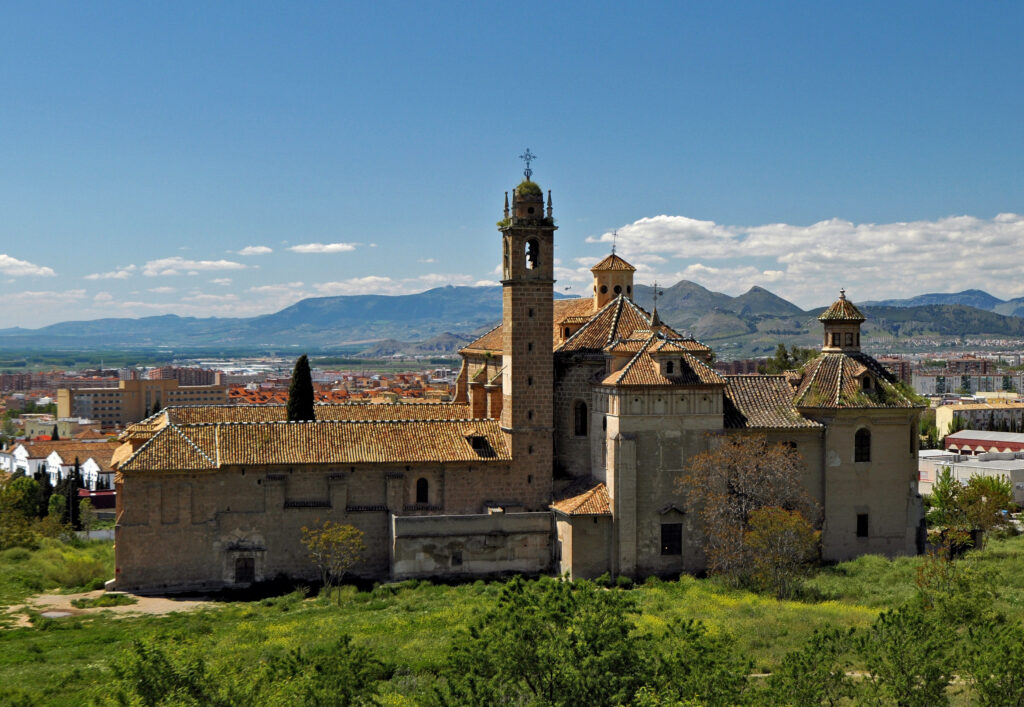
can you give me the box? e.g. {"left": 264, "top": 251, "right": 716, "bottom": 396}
{"left": 6, "top": 280, "right": 1024, "bottom": 357}
{"left": 862, "top": 289, "right": 1005, "bottom": 311}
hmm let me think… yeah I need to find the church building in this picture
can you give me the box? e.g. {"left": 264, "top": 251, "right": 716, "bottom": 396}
{"left": 111, "top": 174, "right": 923, "bottom": 592}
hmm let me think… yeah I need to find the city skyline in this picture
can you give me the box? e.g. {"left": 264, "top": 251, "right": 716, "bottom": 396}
{"left": 2, "top": 3, "right": 1022, "bottom": 327}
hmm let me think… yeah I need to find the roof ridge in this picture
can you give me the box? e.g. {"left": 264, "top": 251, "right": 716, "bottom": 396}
{"left": 832, "top": 355, "right": 842, "bottom": 406}
{"left": 174, "top": 417, "right": 499, "bottom": 429}
{"left": 560, "top": 295, "right": 620, "bottom": 346}
{"left": 610, "top": 333, "right": 657, "bottom": 384}
{"left": 606, "top": 296, "right": 627, "bottom": 345}
{"left": 168, "top": 424, "right": 218, "bottom": 468}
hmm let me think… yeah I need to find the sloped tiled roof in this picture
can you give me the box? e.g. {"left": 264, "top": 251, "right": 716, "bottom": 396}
{"left": 818, "top": 292, "right": 866, "bottom": 322}
{"left": 601, "top": 335, "right": 725, "bottom": 387}
{"left": 460, "top": 323, "right": 504, "bottom": 355}
{"left": 551, "top": 476, "right": 611, "bottom": 515}
{"left": 792, "top": 352, "right": 918, "bottom": 409}
{"left": 590, "top": 253, "right": 636, "bottom": 272}
{"left": 117, "top": 418, "right": 510, "bottom": 472}
{"left": 723, "top": 376, "right": 822, "bottom": 430}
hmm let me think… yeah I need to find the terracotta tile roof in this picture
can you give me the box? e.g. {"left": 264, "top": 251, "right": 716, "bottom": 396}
{"left": 601, "top": 335, "right": 725, "bottom": 387}
{"left": 461, "top": 299, "right": 601, "bottom": 356}
{"left": 558, "top": 296, "right": 653, "bottom": 353}
{"left": 723, "top": 376, "right": 823, "bottom": 429}
{"left": 590, "top": 253, "right": 636, "bottom": 272}
{"left": 818, "top": 292, "right": 866, "bottom": 322}
{"left": 792, "top": 352, "right": 918, "bottom": 409}
{"left": 117, "top": 418, "right": 510, "bottom": 472}
{"left": 551, "top": 476, "right": 611, "bottom": 515}
{"left": 460, "top": 323, "right": 503, "bottom": 355}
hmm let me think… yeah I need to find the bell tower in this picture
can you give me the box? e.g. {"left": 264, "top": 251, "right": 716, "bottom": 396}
{"left": 499, "top": 151, "right": 555, "bottom": 492}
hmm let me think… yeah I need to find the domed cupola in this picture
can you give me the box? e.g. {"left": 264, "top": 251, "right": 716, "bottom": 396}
{"left": 590, "top": 251, "right": 636, "bottom": 310}
{"left": 819, "top": 289, "right": 866, "bottom": 352}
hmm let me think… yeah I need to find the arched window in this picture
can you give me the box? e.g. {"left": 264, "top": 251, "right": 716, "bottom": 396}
{"left": 564, "top": 327, "right": 571, "bottom": 338}
{"left": 526, "top": 239, "right": 539, "bottom": 269}
{"left": 855, "top": 428, "right": 871, "bottom": 462}
{"left": 862, "top": 376, "right": 872, "bottom": 390}
{"left": 666, "top": 361, "right": 674, "bottom": 374}
{"left": 416, "top": 478, "right": 429, "bottom": 504}
{"left": 503, "top": 239, "right": 510, "bottom": 277}
{"left": 574, "top": 400, "right": 588, "bottom": 437}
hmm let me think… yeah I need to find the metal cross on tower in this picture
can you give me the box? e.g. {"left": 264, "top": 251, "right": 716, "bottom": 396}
{"left": 519, "top": 148, "right": 536, "bottom": 180}
{"left": 611, "top": 229, "right": 618, "bottom": 255}
{"left": 651, "top": 281, "right": 664, "bottom": 309}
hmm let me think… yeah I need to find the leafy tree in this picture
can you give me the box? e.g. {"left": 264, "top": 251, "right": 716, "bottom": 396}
{"left": 107, "top": 639, "right": 228, "bottom": 706}
{"left": 251, "top": 634, "right": 390, "bottom": 706}
{"left": 48, "top": 493, "right": 66, "bottom": 520}
{"left": 679, "top": 434, "right": 819, "bottom": 582}
{"left": 927, "top": 468, "right": 1012, "bottom": 553}
{"left": 287, "top": 354, "right": 315, "bottom": 422}
{"left": 0, "top": 475, "right": 36, "bottom": 550}
{"left": 857, "top": 603, "right": 951, "bottom": 707}
{"left": 766, "top": 627, "right": 856, "bottom": 706}
{"left": 1, "top": 476, "right": 40, "bottom": 522}
{"left": 79, "top": 497, "right": 95, "bottom": 537}
{"left": 436, "top": 576, "right": 654, "bottom": 706}
{"left": 960, "top": 474, "right": 1013, "bottom": 549}
{"left": 759, "top": 344, "right": 817, "bottom": 374}
{"left": 962, "top": 621, "right": 1024, "bottom": 706}
{"left": 152, "top": 398, "right": 162, "bottom": 414}
{"left": 649, "top": 618, "right": 751, "bottom": 706}
{"left": 301, "top": 520, "right": 365, "bottom": 593}
{"left": 744, "top": 506, "right": 820, "bottom": 598}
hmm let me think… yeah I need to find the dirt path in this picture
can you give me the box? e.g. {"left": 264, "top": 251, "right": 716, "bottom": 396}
{"left": 3, "top": 590, "right": 214, "bottom": 629}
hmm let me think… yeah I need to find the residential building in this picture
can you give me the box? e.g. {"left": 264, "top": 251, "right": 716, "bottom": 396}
{"left": 57, "top": 379, "right": 229, "bottom": 426}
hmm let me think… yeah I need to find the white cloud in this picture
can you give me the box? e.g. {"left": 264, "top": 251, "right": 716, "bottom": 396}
{"left": 181, "top": 293, "right": 240, "bottom": 304}
{"left": 238, "top": 245, "right": 272, "bottom": 256}
{"left": 474, "top": 280, "right": 500, "bottom": 287}
{"left": 7, "top": 289, "right": 86, "bottom": 303}
{"left": 148, "top": 286, "right": 176, "bottom": 294}
{"left": 84, "top": 264, "right": 135, "bottom": 280}
{"left": 142, "top": 256, "right": 247, "bottom": 277}
{"left": 93, "top": 292, "right": 113, "bottom": 302}
{"left": 314, "top": 276, "right": 395, "bottom": 296}
{"left": 288, "top": 242, "right": 358, "bottom": 254}
{"left": 0, "top": 254, "right": 56, "bottom": 277}
{"left": 210, "top": 278, "right": 232, "bottom": 286}
{"left": 588, "top": 212, "right": 1024, "bottom": 307}
{"left": 419, "top": 257, "right": 436, "bottom": 263}
{"left": 249, "top": 282, "right": 304, "bottom": 294}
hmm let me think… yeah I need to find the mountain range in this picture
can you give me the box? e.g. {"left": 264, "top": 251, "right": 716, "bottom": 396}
{"left": 3, "top": 284, "right": 1024, "bottom": 358}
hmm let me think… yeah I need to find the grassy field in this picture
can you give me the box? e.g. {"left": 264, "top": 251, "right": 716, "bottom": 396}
{"left": 2, "top": 535, "right": 1023, "bottom": 704}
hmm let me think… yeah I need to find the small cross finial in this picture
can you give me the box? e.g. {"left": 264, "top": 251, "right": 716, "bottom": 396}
{"left": 519, "top": 148, "right": 536, "bottom": 180}
{"left": 652, "top": 281, "right": 664, "bottom": 308}
{"left": 611, "top": 229, "right": 618, "bottom": 255}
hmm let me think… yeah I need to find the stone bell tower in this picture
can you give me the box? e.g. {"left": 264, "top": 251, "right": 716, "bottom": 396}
{"left": 499, "top": 151, "right": 555, "bottom": 497}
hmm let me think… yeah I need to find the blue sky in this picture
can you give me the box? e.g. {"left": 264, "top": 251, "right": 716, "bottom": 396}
{"left": 2, "top": 2, "right": 1023, "bottom": 327}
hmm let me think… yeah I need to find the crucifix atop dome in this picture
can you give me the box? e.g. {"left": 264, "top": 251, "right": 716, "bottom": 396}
{"left": 519, "top": 148, "right": 536, "bottom": 180}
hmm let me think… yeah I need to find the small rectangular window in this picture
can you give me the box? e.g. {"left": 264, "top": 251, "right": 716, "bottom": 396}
{"left": 661, "top": 523, "right": 682, "bottom": 555}
{"left": 856, "top": 514, "right": 869, "bottom": 538}
{"left": 451, "top": 551, "right": 463, "bottom": 567}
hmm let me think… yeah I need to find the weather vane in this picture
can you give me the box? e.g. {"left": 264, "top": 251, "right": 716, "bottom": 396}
{"left": 652, "top": 281, "right": 664, "bottom": 309}
{"left": 519, "top": 148, "right": 536, "bottom": 180}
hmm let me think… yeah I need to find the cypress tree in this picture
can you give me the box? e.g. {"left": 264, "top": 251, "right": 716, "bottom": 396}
{"left": 35, "top": 469, "right": 52, "bottom": 519}
{"left": 51, "top": 425, "right": 60, "bottom": 441}
{"left": 287, "top": 354, "right": 316, "bottom": 422}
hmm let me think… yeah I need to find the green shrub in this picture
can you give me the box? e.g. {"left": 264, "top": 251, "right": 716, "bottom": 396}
{"left": 616, "top": 575, "right": 634, "bottom": 590}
